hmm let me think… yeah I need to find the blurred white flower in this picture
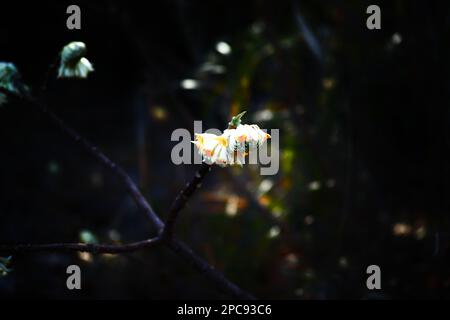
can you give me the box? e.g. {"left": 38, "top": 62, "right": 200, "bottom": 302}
{"left": 58, "top": 42, "right": 94, "bottom": 79}
{"left": 180, "top": 79, "right": 199, "bottom": 90}
{"left": 252, "top": 109, "right": 274, "bottom": 122}
{"left": 216, "top": 41, "right": 232, "bottom": 55}
{"left": 199, "top": 62, "right": 226, "bottom": 74}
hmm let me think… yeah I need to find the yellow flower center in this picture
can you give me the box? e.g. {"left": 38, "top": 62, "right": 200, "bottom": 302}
{"left": 195, "top": 134, "right": 205, "bottom": 145}
{"left": 215, "top": 136, "right": 228, "bottom": 147}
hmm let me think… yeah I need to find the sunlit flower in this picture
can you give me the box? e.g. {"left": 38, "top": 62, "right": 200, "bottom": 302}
{"left": 210, "top": 141, "right": 230, "bottom": 166}
{"left": 192, "top": 111, "right": 271, "bottom": 167}
{"left": 58, "top": 42, "right": 94, "bottom": 79}
{"left": 195, "top": 130, "right": 250, "bottom": 167}
{"left": 233, "top": 124, "right": 271, "bottom": 149}
{"left": 193, "top": 133, "right": 230, "bottom": 167}
{"left": 223, "top": 128, "right": 246, "bottom": 153}
{"left": 193, "top": 133, "right": 221, "bottom": 156}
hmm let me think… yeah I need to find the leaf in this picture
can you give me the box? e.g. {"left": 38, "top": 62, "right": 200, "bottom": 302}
{"left": 228, "top": 111, "right": 247, "bottom": 129}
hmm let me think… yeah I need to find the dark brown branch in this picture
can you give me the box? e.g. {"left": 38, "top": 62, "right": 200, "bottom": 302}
{"left": 39, "top": 55, "right": 59, "bottom": 94}
{"left": 32, "top": 99, "right": 164, "bottom": 231}
{"left": 0, "top": 237, "right": 254, "bottom": 299}
{"left": 168, "top": 239, "right": 255, "bottom": 300}
{"left": 0, "top": 237, "right": 162, "bottom": 254}
{"left": 1, "top": 92, "right": 254, "bottom": 299}
{"left": 162, "top": 163, "right": 212, "bottom": 238}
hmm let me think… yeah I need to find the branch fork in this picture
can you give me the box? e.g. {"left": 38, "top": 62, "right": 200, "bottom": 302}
{"left": 0, "top": 90, "right": 254, "bottom": 300}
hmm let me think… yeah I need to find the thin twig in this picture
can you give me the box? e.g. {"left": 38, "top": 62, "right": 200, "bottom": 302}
{"left": 162, "top": 163, "right": 212, "bottom": 238}
{"left": 0, "top": 237, "right": 162, "bottom": 254}
{"left": 39, "top": 55, "right": 59, "bottom": 94}
{"left": 1, "top": 92, "right": 254, "bottom": 300}
{"left": 32, "top": 98, "right": 164, "bottom": 232}
{"left": 168, "top": 239, "right": 255, "bottom": 300}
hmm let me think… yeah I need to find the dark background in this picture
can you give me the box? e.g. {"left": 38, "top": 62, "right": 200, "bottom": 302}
{"left": 1, "top": 0, "right": 450, "bottom": 299}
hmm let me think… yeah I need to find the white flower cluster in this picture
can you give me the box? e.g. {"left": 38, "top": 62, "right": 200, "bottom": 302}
{"left": 58, "top": 42, "right": 94, "bottom": 79}
{"left": 193, "top": 124, "right": 271, "bottom": 167}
